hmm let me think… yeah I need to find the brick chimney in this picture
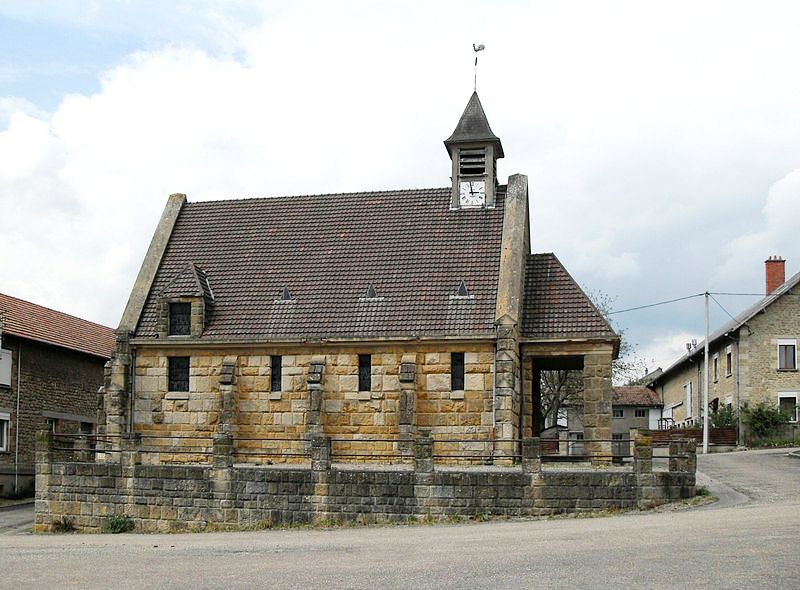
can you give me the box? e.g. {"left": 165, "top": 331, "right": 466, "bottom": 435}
{"left": 765, "top": 256, "right": 786, "bottom": 295}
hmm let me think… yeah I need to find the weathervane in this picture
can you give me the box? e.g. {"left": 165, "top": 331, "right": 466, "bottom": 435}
{"left": 473, "top": 43, "right": 485, "bottom": 91}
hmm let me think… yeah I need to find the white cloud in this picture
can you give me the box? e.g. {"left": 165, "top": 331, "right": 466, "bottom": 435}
{"left": 637, "top": 331, "right": 702, "bottom": 375}
{"left": 1, "top": 0, "right": 800, "bottom": 349}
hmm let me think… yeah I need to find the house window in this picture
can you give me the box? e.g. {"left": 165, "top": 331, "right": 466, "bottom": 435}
{"left": 168, "top": 356, "right": 190, "bottom": 392}
{"left": 0, "top": 412, "right": 9, "bottom": 452}
{"left": 451, "top": 352, "right": 465, "bottom": 391}
{"left": 168, "top": 302, "right": 192, "bottom": 336}
{"left": 270, "top": 355, "right": 282, "bottom": 392}
{"left": 713, "top": 354, "right": 719, "bottom": 382}
{"left": 725, "top": 346, "right": 733, "bottom": 377}
{"left": 634, "top": 408, "right": 647, "bottom": 418}
{"left": 778, "top": 339, "right": 797, "bottom": 370}
{"left": 0, "top": 348, "right": 12, "bottom": 387}
{"left": 779, "top": 393, "right": 798, "bottom": 423}
{"left": 358, "top": 354, "right": 371, "bottom": 392}
{"left": 79, "top": 422, "right": 95, "bottom": 435}
{"left": 684, "top": 382, "right": 693, "bottom": 417}
{"left": 613, "top": 408, "right": 623, "bottom": 418}
{"left": 612, "top": 433, "right": 624, "bottom": 441}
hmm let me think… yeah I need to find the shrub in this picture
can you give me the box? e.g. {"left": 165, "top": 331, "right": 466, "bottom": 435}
{"left": 741, "top": 401, "right": 788, "bottom": 439}
{"left": 710, "top": 405, "right": 737, "bottom": 428}
{"left": 52, "top": 516, "right": 76, "bottom": 533}
{"left": 102, "top": 515, "right": 135, "bottom": 534}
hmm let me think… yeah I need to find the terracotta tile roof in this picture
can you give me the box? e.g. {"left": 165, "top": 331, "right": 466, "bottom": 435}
{"left": 0, "top": 292, "right": 115, "bottom": 358}
{"left": 613, "top": 386, "right": 662, "bottom": 407}
{"left": 521, "top": 253, "right": 617, "bottom": 340}
{"left": 134, "top": 188, "right": 505, "bottom": 340}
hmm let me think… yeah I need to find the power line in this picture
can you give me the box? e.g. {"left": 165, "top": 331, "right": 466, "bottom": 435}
{"left": 608, "top": 289, "right": 800, "bottom": 316}
{"left": 708, "top": 293, "right": 740, "bottom": 324}
{"left": 608, "top": 293, "right": 704, "bottom": 315}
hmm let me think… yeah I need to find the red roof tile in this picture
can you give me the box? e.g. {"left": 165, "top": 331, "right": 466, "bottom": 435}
{"left": 134, "top": 188, "right": 505, "bottom": 340}
{"left": 0, "top": 292, "right": 115, "bottom": 358}
{"left": 613, "top": 386, "right": 662, "bottom": 407}
{"left": 522, "top": 253, "right": 617, "bottom": 340}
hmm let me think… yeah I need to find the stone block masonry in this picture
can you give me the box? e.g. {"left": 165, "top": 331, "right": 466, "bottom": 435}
{"left": 35, "top": 431, "right": 696, "bottom": 533}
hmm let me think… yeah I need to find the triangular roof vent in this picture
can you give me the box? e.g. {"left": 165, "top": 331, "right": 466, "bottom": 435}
{"left": 456, "top": 279, "right": 470, "bottom": 298}
{"left": 366, "top": 284, "right": 378, "bottom": 300}
{"left": 280, "top": 286, "right": 293, "bottom": 301}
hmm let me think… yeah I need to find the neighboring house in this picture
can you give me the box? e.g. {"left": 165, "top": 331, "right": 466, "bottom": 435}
{"left": 649, "top": 257, "right": 800, "bottom": 442}
{"left": 565, "top": 385, "right": 662, "bottom": 456}
{"left": 100, "top": 92, "right": 619, "bottom": 465}
{"left": 0, "top": 293, "right": 115, "bottom": 494}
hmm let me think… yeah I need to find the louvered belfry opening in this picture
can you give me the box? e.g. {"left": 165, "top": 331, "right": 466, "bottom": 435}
{"left": 459, "top": 148, "right": 486, "bottom": 176}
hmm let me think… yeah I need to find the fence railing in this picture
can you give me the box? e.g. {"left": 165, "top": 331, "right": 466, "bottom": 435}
{"left": 45, "top": 430, "right": 697, "bottom": 476}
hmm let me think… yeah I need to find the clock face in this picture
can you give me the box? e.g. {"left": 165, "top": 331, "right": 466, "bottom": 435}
{"left": 459, "top": 180, "right": 486, "bottom": 207}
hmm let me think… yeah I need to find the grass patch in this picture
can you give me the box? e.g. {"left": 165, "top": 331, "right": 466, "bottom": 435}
{"left": 102, "top": 515, "right": 135, "bottom": 534}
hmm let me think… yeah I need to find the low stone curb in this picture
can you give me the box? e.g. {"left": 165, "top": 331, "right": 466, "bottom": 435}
{"left": 0, "top": 499, "right": 35, "bottom": 512}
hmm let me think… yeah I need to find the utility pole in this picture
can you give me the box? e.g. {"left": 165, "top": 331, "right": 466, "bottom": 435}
{"left": 703, "top": 291, "right": 710, "bottom": 454}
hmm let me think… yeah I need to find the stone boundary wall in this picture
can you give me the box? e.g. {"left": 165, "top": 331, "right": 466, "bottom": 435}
{"left": 34, "top": 432, "right": 696, "bottom": 533}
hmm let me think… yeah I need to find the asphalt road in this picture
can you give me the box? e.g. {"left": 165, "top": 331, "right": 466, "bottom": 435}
{"left": 1, "top": 448, "right": 798, "bottom": 589}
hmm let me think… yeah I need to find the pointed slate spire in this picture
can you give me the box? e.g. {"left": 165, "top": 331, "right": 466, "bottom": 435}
{"left": 366, "top": 284, "right": 378, "bottom": 299}
{"left": 444, "top": 92, "right": 504, "bottom": 158}
{"left": 456, "top": 279, "right": 470, "bottom": 298}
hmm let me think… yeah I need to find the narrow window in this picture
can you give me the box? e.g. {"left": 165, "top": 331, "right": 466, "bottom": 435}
{"left": 451, "top": 352, "right": 465, "bottom": 391}
{"left": 613, "top": 408, "right": 624, "bottom": 418}
{"left": 779, "top": 394, "right": 798, "bottom": 423}
{"left": 358, "top": 354, "right": 371, "bottom": 392}
{"left": 612, "top": 433, "right": 624, "bottom": 441}
{"left": 634, "top": 408, "right": 647, "bottom": 418}
{"left": 168, "top": 302, "right": 192, "bottom": 336}
{"left": 0, "top": 412, "right": 9, "bottom": 452}
{"left": 778, "top": 340, "right": 797, "bottom": 370}
{"left": 270, "top": 355, "right": 282, "bottom": 392}
{"left": 713, "top": 354, "right": 719, "bottom": 382}
{"left": 726, "top": 346, "right": 733, "bottom": 377}
{"left": 168, "top": 356, "right": 190, "bottom": 392}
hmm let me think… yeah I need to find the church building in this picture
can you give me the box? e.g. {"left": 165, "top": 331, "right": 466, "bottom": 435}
{"left": 101, "top": 92, "right": 619, "bottom": 465}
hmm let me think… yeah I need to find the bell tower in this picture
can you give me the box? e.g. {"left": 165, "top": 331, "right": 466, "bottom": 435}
{"left": 444, "top": 92, "right": 504, "bottom": 209}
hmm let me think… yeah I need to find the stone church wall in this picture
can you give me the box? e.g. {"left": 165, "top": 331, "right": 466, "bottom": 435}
{"left": 131, "top": 343, "right": 495, "bottom": 464}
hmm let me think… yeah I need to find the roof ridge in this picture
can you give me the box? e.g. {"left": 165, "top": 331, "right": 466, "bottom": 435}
{"left": 184, "top": 187, "right": 454, "bottom": 205}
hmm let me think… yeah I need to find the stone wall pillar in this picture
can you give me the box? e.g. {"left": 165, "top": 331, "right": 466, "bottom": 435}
{"left": 211, "top": 433, "right": 235, "bottom": 526}
{"left": 669, "top": 436, "right": 697, "bottom": 479}
{"left": 414, "top": 429, "right": 434, "bottom": 474}
{"left": 521, "top": 438, "right": 541, "bottom": 474}
{"left": 310, "top": 435, "right": 331, "bottom": 472}
{"left": 398, "top": 354, "right": 417, "bottom": 455}
{"left": 628, "top": 428, "right": 639, "bottom": 462}
{"left": 102, "top": 331, "right": 132, "bottom": 461}
{"left": 33, "top": 429, "right": 53, "bottom": 532}
{"left": 582, "top": 351, "right": 613, "bottom": 465}
{"left": 633, "top": 435, "right": 657, "bottom": 509}
{"left": 218, "top": 356, "right": 238, "bottom": 435}
{"left": 305, "top": 357, "right": 325, "bottom": 443}
{"left": 494, "top": 320, "right": 521, "bottom": 465}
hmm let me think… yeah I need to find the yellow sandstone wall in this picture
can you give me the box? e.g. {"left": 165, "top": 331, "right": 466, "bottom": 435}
{"left": 132, "top": 343, "right": 495, "bottom": 464}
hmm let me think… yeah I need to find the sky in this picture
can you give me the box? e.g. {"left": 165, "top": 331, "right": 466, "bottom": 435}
{"left": 1, "top": 0, "right": 799, "bottom": 376}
